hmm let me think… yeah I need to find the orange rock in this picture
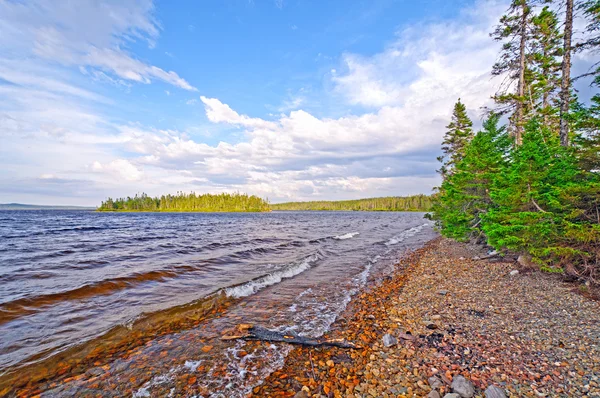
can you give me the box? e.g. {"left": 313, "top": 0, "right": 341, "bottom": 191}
{"left": 201, "top": 345, "right": 213, "bottom": 353}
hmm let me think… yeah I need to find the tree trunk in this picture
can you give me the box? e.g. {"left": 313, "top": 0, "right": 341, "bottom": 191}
{"left": 516, "top": 1, "right": 528, "bottom": 145}
{"left": 559, "top": 0, "right": 573, "bottom": 147}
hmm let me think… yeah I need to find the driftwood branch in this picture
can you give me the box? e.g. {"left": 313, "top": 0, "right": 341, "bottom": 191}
{"left": 222, "top": 324, "right": 361, "bottom": 349}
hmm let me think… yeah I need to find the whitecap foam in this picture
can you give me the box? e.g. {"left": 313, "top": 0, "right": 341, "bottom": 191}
{"left": 224, "top": 254, "right": 320, "bottom": 298}
{"left": 385, "top": 223, "right": 428, "bottom": 246}
{"left": 333, "top": 232, "right": 359, "bottom": 240}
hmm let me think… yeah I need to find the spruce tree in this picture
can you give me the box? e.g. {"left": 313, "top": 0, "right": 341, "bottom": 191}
{"left": 437, "top": 99, "right": 474, "bottom": 177}
{"left": 432, "top": 114, "right": 510, "bottom": 241}
{"left": 530, "top": 6, "right": 563, "bottom": 127}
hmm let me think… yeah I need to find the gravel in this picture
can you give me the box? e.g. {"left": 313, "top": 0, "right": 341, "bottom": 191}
{"left": 253, "top": 238, "right": 600, "bottom": 397}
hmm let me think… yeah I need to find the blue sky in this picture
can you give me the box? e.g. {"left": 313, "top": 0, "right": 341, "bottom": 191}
{"left": 0, "top": 0, "right": 597, "bottom": 205}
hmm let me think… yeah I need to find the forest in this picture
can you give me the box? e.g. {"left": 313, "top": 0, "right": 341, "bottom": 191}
{"left": 98, "top": 192, "right": 270, "bottom": 212}
{"left": 271, "top": 195, "right": 433, "bottom": 211}
{"left": 431, "top": 0, "right": 599, "bottom": 285}
{"left": 98, "top": 193, "right": 433, "bottom": 212}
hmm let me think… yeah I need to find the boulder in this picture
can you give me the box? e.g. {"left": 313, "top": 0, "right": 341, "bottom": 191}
{"left": 484, "top": 385, "right": 506, "bottom": 398}
{"left": 443, "top": 394, "right": 460, "bottom": 398}
{"left": 451, "top": 375, "right": 475, "bottom": 398}
{"left": 294, "top": 391, "right": 309, "bottom": 398}
{"left": 437, "top": 290, "right": 449, "bottom": 295}
{"left": 382, "top": 333, "right": 398, "bottom": 347}
{"left": 509, "top": 270, "right": 519, "bottom": 276}
{"left": 428, "top": 391, "right": 441, "bottom": 398}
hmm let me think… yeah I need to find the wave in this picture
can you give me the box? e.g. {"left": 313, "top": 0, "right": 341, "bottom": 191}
{"left": 225, "top": 253, "right": 321, "bottom": 298}
{"left": 333, "top": 232, "right": 359, "bottom": 240}
{"left": 385, "top": 223, "right": 428, "bottom": 246}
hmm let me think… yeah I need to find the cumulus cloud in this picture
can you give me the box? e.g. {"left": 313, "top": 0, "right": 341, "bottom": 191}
{"left": 0, "top": 0, "right": 517, "bottom": 204}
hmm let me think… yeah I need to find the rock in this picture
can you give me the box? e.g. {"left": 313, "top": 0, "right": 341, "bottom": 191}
{"left": 484, "top": 385, "right": 506, "bottom": 398}
{"left": 437, "top": 290, "right": 448, "bottom": 295}
{"left": 429, "top": 376, "right": 443, "bottom": 389}
{"left": 431, "top": 315, "right": 442, "bottom": 320}
{"left": 428, "top": 391, "right": 441, "bottom": 398}
{"left": 294, "top": 391, "right": 309, "bottom": 398}
{"left": 517, "top": 253, "right": 535, "bottom": 268}
{"left": 509, "top": 270, "right": 519, "bottom": 276}
{"left": 382, "top": 334, "right": 398, "bottom": 347}
{"left": 451, "top": 375, "right": 475, "bottom": 398}
{"left": 443, "top": 394, "right": 461, "bottom": 398}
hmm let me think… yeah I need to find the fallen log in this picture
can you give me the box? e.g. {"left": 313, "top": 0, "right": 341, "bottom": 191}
{"left": 221, "top": 324, "right": 361, "bottom": 349}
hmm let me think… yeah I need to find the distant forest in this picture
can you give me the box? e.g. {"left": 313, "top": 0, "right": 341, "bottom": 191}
{"left": 98, "top": 193, "right": 433, "bottom": 212}
{"left": 98, "top": 192, "right": 270, "bottom": 212}
{"left": 271, "top": 195, "right": 433, "bottom": 211}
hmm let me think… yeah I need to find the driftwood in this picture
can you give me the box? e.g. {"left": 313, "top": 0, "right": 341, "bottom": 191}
{"left": 222, "top": 324, "right": 360, "bottom": 349}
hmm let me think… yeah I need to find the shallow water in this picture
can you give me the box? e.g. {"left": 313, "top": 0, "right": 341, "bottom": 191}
{"left": 0, "top": 210, "right": 436, "bottom": 396}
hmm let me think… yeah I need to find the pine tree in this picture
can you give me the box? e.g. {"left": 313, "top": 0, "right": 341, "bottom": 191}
{"left": 491, "top": 0, "right": 533, "bottom": 144}
{"left": 437, "top": 99, "right": 474, "bottom": 177}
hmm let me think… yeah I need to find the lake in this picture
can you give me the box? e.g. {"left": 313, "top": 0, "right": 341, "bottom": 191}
{"left": 0, "top": 210, "right": 436, "bottom": 396}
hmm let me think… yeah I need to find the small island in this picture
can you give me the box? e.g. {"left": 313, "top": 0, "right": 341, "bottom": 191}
{"left": 97, "top": 192, "right": 270, "bottom": 212}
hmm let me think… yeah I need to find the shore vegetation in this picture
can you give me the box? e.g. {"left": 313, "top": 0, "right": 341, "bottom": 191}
{"left": 431, "top": 0, "right": 600, "bottom": 286}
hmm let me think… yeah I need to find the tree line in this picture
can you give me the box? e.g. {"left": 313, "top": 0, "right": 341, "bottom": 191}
{"left": 271, "top": 195, "right": 433, "bottom": 211}
{"left": 432, "top": 0, "right": 599, "bottom": 285}
{"left": 98, "top": 192, "right": 271, "bottom": 212}
{"left": 98, "top": 193, "right": 434, "bottom": 213}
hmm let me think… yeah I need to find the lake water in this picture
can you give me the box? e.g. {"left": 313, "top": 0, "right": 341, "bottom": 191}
{"left": 0, "top": 210, "right": 436, "bottom": 396}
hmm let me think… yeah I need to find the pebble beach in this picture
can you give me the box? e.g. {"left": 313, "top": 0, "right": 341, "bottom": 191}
{"left": 252, "top": 238, "right": 600, "bottom": 398}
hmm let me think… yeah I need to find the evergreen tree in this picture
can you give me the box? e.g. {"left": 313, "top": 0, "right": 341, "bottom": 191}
{"left": 491, "top": 0, "right": 533, "bottom": 144}
{"left": 559, "top": 0, "right": 575, "bottom": 146}
{"left": 530, "top": 6, "right": 563, "bottom": 127}
{"left": 437, "top": 99, "right": 474, "bottom": 177}
{"left": 481, "top": 120, "right": 580, "bottom": 269}
{"left": 431, "top": 114, "right": 510, "bottom": 241}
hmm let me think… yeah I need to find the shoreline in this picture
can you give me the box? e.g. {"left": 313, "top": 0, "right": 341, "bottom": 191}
{"left": 252, "top": 238, "right": 600, "bottom": 397}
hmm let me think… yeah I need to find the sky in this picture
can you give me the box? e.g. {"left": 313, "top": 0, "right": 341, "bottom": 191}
{"left": 0, "top": 0, "right": 596, "bottom": 206}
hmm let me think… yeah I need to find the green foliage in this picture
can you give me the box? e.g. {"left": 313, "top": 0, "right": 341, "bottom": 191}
{"left": 529, "top": 6, "right": 562, "bottom": 126}
{"left": 481, "top": 121, "right": 580, "bottom": 265}
{"left": 431, "top": 114, "right": 510, "bottom": 241}
{"left": 98, "top": 192, "right": 270, "bottom": 212}
{"left": 271, "top": 195, "right": 433, "bottom": 212}
{"left": 438, "top": 99, "right": 474, "bottom": 177}
{"left": 433, "top": 0, "right": 600, "bottom": 285}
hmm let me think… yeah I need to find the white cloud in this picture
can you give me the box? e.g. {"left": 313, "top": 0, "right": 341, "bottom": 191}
{"left": 200, "top": 96, "right": 278, "bottom": 129}
{"left": 91, "top": 159, "right": 143, "bottom": 181}
{"left": 332, "top": 0, "right": 504, "bottom": 108}
{"left": 0, "top": 0, "right": 525, "bottom": 204}
{"left": 0, "top": 0, "right": 196, "bottom": 91}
